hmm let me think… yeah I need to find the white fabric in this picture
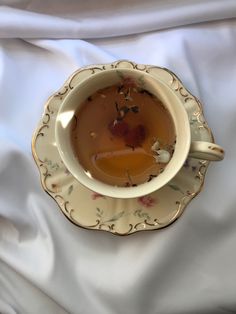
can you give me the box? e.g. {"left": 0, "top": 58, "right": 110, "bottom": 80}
{"left": 0, "top": 1, "right": 236, "bottom": 314}
{"left": 1, "top": 0, "right": 236, "bottom": 38}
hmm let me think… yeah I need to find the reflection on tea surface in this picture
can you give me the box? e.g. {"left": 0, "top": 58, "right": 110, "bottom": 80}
{"left": 71, "top": 81, "right": 176, "bottom": 186}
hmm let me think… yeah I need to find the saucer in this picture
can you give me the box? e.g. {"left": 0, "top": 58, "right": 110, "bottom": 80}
{"left": 32, "top": 60, "right": 213, "bottom": 236}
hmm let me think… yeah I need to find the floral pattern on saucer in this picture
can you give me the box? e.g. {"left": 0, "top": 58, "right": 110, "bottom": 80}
{"left": 32, "top": 60, "right": 213, "bottom": 235}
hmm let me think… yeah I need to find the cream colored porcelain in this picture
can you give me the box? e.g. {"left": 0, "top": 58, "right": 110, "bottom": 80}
{"left": 32, "top": 60, "right": 224, "bottom": 235}
{"left": 55, "top": 62, "right": 224, "bottom": 199}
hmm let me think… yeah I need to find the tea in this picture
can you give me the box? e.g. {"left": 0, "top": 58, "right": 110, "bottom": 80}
{"left": 71, "top": 80, "right": 176, "bottom": 187}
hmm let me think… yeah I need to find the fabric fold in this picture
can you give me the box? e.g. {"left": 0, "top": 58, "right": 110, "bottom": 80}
{"left": 1, "top": 2, "right": 236, "bottom": 314}
{"left": 0, "top": 0, "right": 236, "bottom": 39}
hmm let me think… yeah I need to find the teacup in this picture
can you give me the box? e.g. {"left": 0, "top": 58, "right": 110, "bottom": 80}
{"left": 55, "top": 61, "right": 224, "bottom": 199}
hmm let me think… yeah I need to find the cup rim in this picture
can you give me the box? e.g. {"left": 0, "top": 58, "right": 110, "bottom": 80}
{"left": 55, "top": 67, "right": 191, "bottom": 199}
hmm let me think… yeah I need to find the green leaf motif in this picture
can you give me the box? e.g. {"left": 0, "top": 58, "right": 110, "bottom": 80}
{"left": 105, "top": 210, "right": 125, "bottom": 223}
{"left": 190, "top": 116, "right": 198, "bottom": 125}
{"left": 68, "top": 185, "right": 73, "bottom": 195}
{"left": 96, "top": 207, "right": 104, "bottom": 218}
{"left": 133, "top": 209, "right": 150, "bottom": 220}
{"left": 51, "top": 163, "right": 59, "bottom": 170}
{"left": 168, "top": 183, "right": 184, "bottom": 194}
{"left": 138, "top": 75, "right": 145, "bottom": 87}
{"left": 116, "top": 70, "right": 125, "bottom": 80}
{"left": 43, "top": 158, "right": 60, "bottom": 172}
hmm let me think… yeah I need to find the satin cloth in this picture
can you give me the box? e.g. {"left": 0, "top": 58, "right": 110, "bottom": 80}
{"left": 0, "top": 1, "right": 236, "bottom": 313}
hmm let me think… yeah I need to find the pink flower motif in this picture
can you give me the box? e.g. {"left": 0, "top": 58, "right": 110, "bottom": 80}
{"left": 91, "top": 192, "right": 105, "bottom": 200}
{"left": 138, "top": 195, "right": 156, "bottom": 208}
{"left": 123, "top": 76, "right": 137, "bottom": 88}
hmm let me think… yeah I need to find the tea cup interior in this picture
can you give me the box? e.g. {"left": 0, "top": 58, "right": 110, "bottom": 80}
{"left": 55, "top": 68, "right": 190, "bottom": 199}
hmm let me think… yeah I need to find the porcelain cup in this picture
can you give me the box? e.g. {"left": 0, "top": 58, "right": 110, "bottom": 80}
{"left": 55, "top": 61, "right": 224, "bottom": 199}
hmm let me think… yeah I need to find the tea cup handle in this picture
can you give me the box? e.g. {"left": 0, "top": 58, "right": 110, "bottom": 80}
{"left": 189, "top": 141, "right": 224, "bottom": 161}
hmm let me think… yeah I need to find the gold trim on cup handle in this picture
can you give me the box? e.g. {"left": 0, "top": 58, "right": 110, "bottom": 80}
{"left": 189, "top": 141, "right": 224, "bottom": 161}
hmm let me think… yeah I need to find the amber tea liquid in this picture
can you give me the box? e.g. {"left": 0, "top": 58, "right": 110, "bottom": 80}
{"left": 71, "top": 83, "right": 176, "bottom": 187}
